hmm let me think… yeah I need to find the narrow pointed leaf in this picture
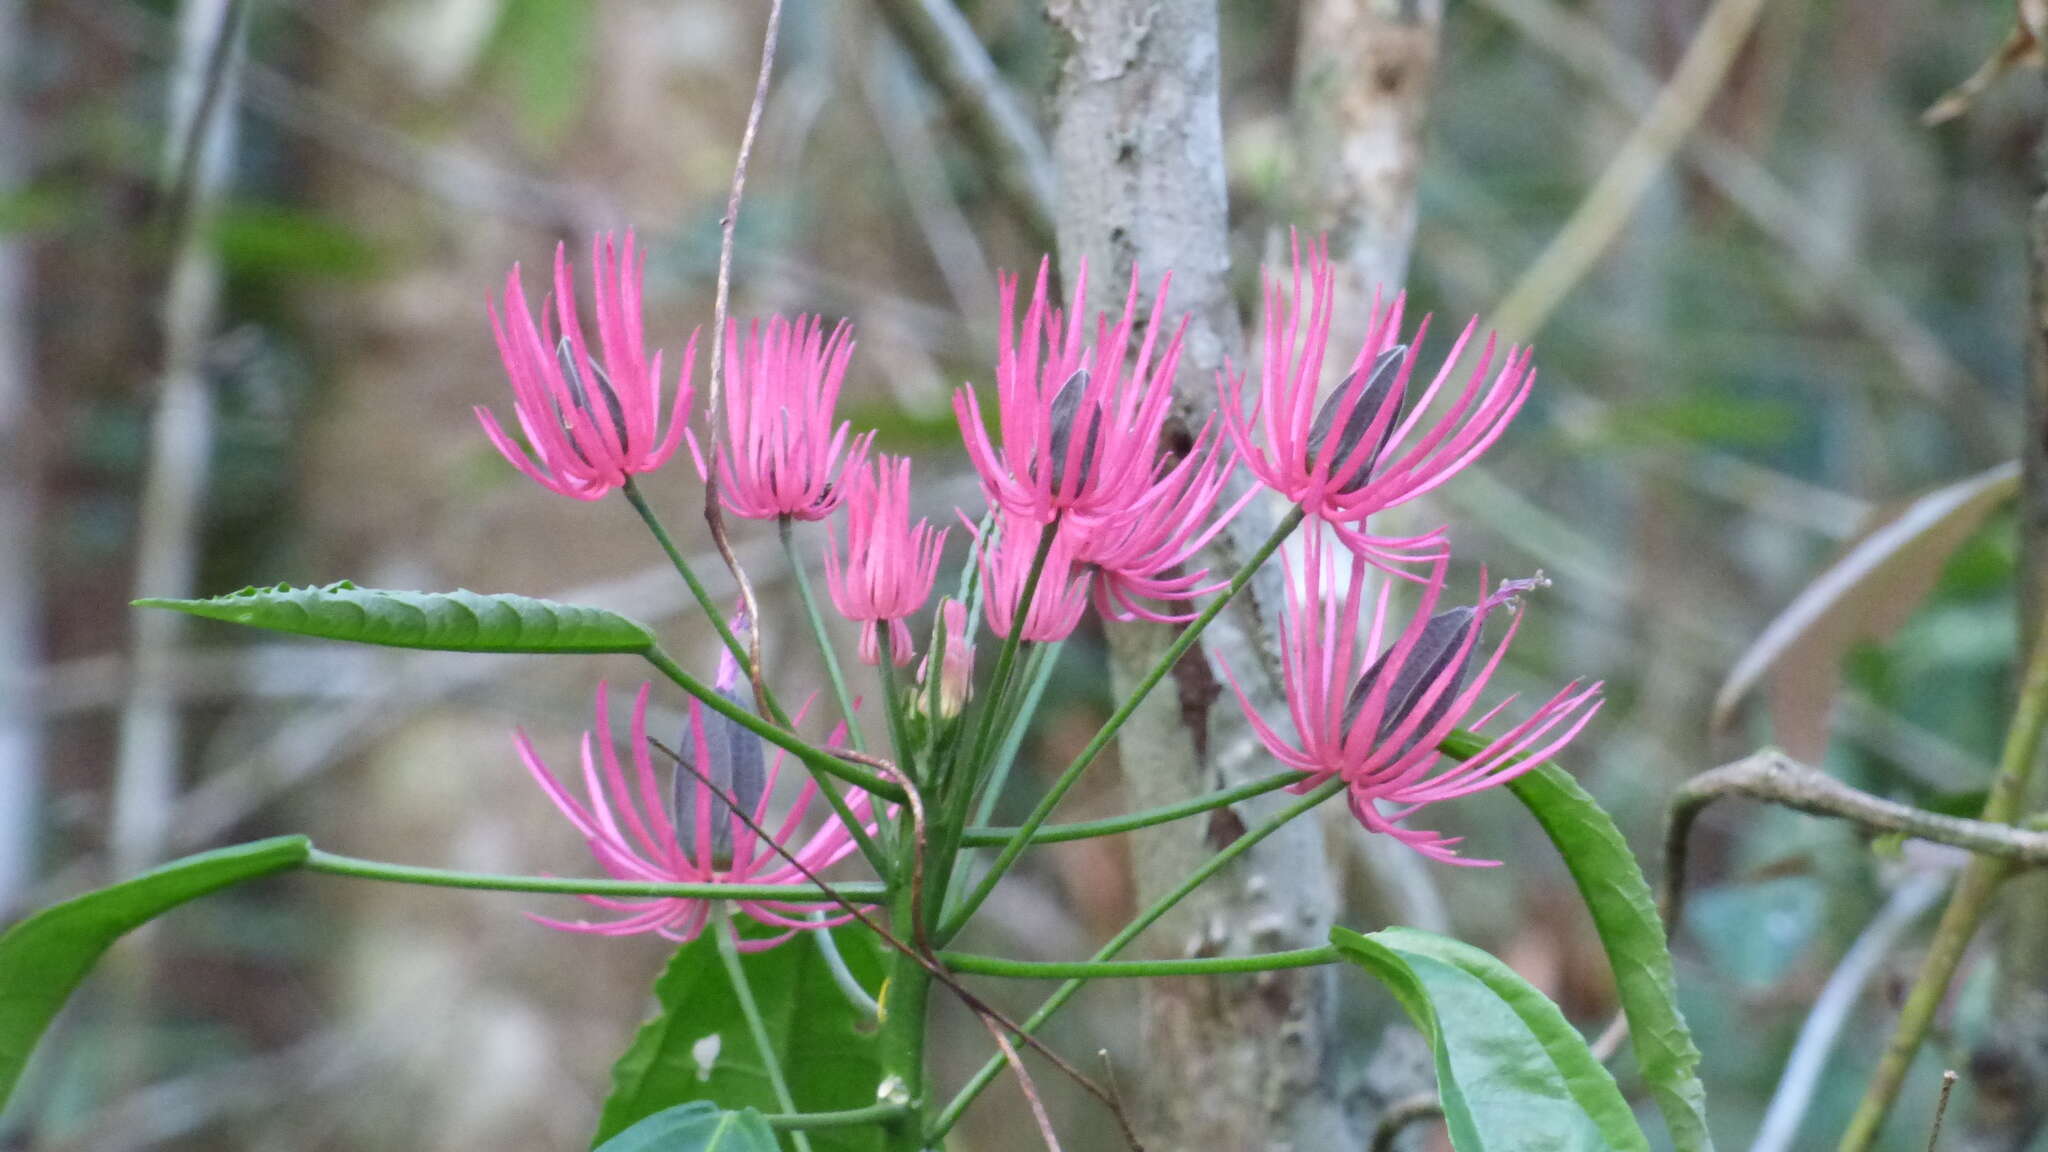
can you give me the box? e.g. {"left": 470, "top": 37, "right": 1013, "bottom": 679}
{"left": 1333, "top": 924, "right": 1650, "bottom": 1152}
{"left": 1491, "top": 748, "right": 1715, "bottom": 1152}
{"left": 593, "top": 1101, "right": 777, "bottom": 1152}
{"left": 596, "top": 928, "right": 884, "bottom": 1150}
{"left": 138, "top": 583, "right": 656, "bottom": 654}
{"left": 0, "top": 836, "right": 311, "bottom": 1112}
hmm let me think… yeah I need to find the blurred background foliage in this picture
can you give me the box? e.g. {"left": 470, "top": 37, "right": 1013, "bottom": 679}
{"left": 0, "top": 0, "right": 2042, "bottom": 1149}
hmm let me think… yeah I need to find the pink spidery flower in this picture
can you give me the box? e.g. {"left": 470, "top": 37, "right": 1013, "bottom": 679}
{"left": 514, "top": 674, "right": 877, "bottom": 949}
{"left": 954, "top": 259, "right": 1188, "bottom": 528}
{"left": 1219, "top": 235, "right": 1535, "bottom": 573}
{"left": 825, "top": 455, "right": 949, "bottom": 666}
{"left": 477, "top": 232, "right": 696, "bottom": 500}
{"left": 699, "top": 314, "right": 873, "bottom": 521}
{"left": 1220, "top": 535, "right": 1603, "bottom": 865}
{"left": 1068, "top": 423, "right": 1253, "bottom": 623}
{"left": 974, "top": 513, "right": 1092, "bottom": 644}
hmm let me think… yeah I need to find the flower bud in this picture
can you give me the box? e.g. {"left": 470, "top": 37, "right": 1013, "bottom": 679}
{"left": 915, "top": 599, "right": 975, "bottom": 721}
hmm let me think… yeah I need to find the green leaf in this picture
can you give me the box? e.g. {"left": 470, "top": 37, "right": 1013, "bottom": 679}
{"left": 594, "top": 1101, "right": 778, "bottom": 1152}
{"left": 485, "top": 0, "right": 592, "bottom": 148}
{"left": 0, "top": 836, "right": 311, "bottom": 1112}
{"left": 1333, "top": 925, "right": 1649, "bottom": 1152}
{"left": 1501, "top": 756, "right": 1716, "bottom": 1152}
{"left": 138, "top": 583, "right": 656, "bottom": 655}
{"left": 596, "top": 928, "right": 884, "bottom": 1150}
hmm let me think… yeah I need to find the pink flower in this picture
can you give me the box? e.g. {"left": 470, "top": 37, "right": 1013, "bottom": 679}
{"left": 514, "top": 678, "right": 877, "bottom": 948}
{"left": 1220, "top": 535, "right": 1602, "bottom": 865}
{"left": 976, "top": 514, "right": 1092, "bottom": 644}
{"left": 701, "top": 314, "right": 874, "bottom": 521}
{"left": 1220, "top": 235, "right": 1534, "bottom": 572}
{"left": 1068, "top": 424, "right": 1252, "bottom": 623}
{"left": 954, "top": 259, "right": 1187, "bottom": 528}
{"left": 477, "top": 232, "right": 697, "bottom": 500}
{"left": 825, "top": 455, "right": 949, "bottom": 666}
{"left": 916, "top": 599, "right": 975, "bottom": 719}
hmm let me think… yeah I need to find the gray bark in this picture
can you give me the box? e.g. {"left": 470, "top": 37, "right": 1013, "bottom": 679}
{"left": 0, "top": 0, "right": 41, "bottom": 918}
{"left": 1048, "top": 3, "right": 1356, "bottom": 1148}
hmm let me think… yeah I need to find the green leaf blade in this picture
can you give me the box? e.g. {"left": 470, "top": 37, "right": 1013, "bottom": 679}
{"left": 0, "top": 836, "right": 311, "bottom": 1112}
{"left": 1333, "top": 924, "right": 1650, "bottom": 1152}
{"left": 1502, "top": 757, "right": 1715, "bottom": 1152}
{"left": 594, "top": 1101, "right": 778, "bottom": 1152}
{"left": 138, "top": 583, "right": 656, "bottom": 654}
{"left": 596, "top": 928, "right": 884, "bottom": 1150}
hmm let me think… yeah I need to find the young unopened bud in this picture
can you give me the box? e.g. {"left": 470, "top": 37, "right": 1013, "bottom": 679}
{"left": 673, "top": 616, "right": 767, "bottom": 870}
{"left": 915, "top": 599, "right": 975, "bottom": 721}
{"left": 1346, "top": 603, "right": 1477, "bottom": 752}
{"left": 1306, "top": 345, "right": 1406, "bottom": 494}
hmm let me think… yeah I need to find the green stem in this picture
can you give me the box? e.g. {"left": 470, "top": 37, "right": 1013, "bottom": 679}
{"left": 877, "top": 628, "right": 916, "bottom": 780}
{"left": 714, "top": 904, "right": 813, "bottom": 1152}
{"left": 938, "top": 945, "right": 1338, "bottom": 979}
{"left": 304, "top": 849, "right": 887, "bottom": 901}
{"left": 643, "top": 647, "right": 903, "bottom": 802}
{"left": 927, "top": 776, "right": 1343, "bottom": 1141}
{"left": 936, "top": 507, "right": 1304, "bottom": 944}
{"left": 1839, "top": 608, "right": 2048, "bottom": 1152}
{"left": 959, "top": 769, "right": 1306, "bottom": 846}
{"left": 621, "top": 479, "right": 763, "bottom": 707}
{"left": 780, "top": 515, "right": 865, "bottom": 752}
{"left": 811, "top": 917, "right": 881, "bottom": 1019}
{"left": 764, "top": 1103, "right": 912, "bottom": 1132}
{"left": 959, "top": 524, "right": 1055, "bottom": 781}
{"left": 972, "top": 641, "right": 1062, "bottom": 829}
{"left": 876, "top": 846, "right": 932, "bottom": 1152}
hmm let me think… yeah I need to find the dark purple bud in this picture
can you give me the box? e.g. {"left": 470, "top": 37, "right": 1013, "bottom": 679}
{"left": 1345, "top": 604, "right": 1477, "bottom": 749}
{"left": 557, "top": 336, "right": 631, "bottom": 453}
{"left": 1306, "top": 346, "right": 1406, "bottom": 494}
{"left": 674, "top": 619, "right": 769, "bottom": 870}
{"left": 1046, "top": 368, "right": 1101, "bottom": 493}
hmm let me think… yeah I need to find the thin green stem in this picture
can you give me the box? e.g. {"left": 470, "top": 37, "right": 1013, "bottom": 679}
{"left": 714, "top": 904, "right": 813, "bottom": 1152}
{"left": 622, "top": 479, "right": 764, "bottom": 707}
{"left": 936, "top": 507, "right": 1304, "bottom": 944}
{"left": 877, "top": 628, "right": 917, "bottom": 780}
{"left": 1839, "top": 607, "right": 2048, "bottom": 1152}
{"left": 304, "top": 849, "right": 887, "bottom": 901}
{"left": 959, "top": 524, "right": 1055, "bottom": 778}
{"left": 810, "top": 917, "right": 880, "bottom": 1019}
{"left": 938, "top": 945, "right": 1339, "bottom": 979}
{"left": 781, "top": 515, "right": 864, "bottom": 752}
{"left": 642, "top": 647, "right": 903, "bottom": 802}
{"left": 973, "top": 641, "right": 1062, "bottom": 829}
{"left": 927, "top": 776, "right": 1343, "bottom": 1141}
{"left": 959, "top": 769, "right": 1306, "bottom": 846}
{"left": 763, "top": 1103, "right": 912, "bottom": 1132}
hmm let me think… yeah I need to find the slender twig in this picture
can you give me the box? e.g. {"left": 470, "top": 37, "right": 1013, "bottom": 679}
{"left": 867, "top": 0, "right": 1055, "bottom": 249}
{"left": 1586, "top": 746, "right": 2048, "bottom": 1065}
{"left": 699, "top": 0, "right": 784, "bottom": 714}
{"left": 714, "top": 904, "right": 814, "bottom": 1152}
{"left": 1369, "top": 1093, "right": 1443, "bottom": 1152}
{"left": 1839, "top": 608, "right": 2048, "bottom": 1149}
{"left": 1926, "top": 1070, "right": 1959, "bottom": 1152}
{"left": 622, "top": 479, "right": 763, "bottom": 706}
{"left": 984, "top": 1017, "right": 1063, "bottom": 1152}
{"left": 1486, "top": 0, "right": 1771, "bottom": 344}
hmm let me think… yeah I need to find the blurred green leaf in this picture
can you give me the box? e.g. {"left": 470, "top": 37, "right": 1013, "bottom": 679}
{"left": 486, "top": 0, "right": 592, "bottom": 148}
{"left": 1332, "top": 924, "right": 1650, "bottom": 1152}
{"left": 210, "top": 203, "right": 382, "bottom": 280}
{"left": 596, "top": 928, "right": 884, "bottom": 1150}
{"left": 594, "top": 1102, "right": 778, "bottom": 1152}
{"left": 1497, "top": 754, "right": 1716, "bottom": 1152}
{"left": 0, "top": 837, "right": 311, "bottom": 1113}
{"left": 1598, "top": 395, "right": 1798, "bottom": 449}
{"left": 0, "top": 186, "right": 70, "bottom": 235}
{"left": 139, "top": 582, "right": 656, "bottom": 654}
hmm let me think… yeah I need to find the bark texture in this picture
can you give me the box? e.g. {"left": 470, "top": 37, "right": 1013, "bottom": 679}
{"left": 1048, "top": 3, "right": 1355, "bottom": 1149}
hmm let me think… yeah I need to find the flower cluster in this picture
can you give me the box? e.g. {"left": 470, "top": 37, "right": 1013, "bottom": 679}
{"left": 481, "top": 229, "right": 1602, "bottom": 912}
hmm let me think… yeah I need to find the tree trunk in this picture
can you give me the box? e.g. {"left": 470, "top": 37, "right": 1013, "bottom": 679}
{"left": 1048, "top": 2, "right": 1355, "bottom": 1148}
